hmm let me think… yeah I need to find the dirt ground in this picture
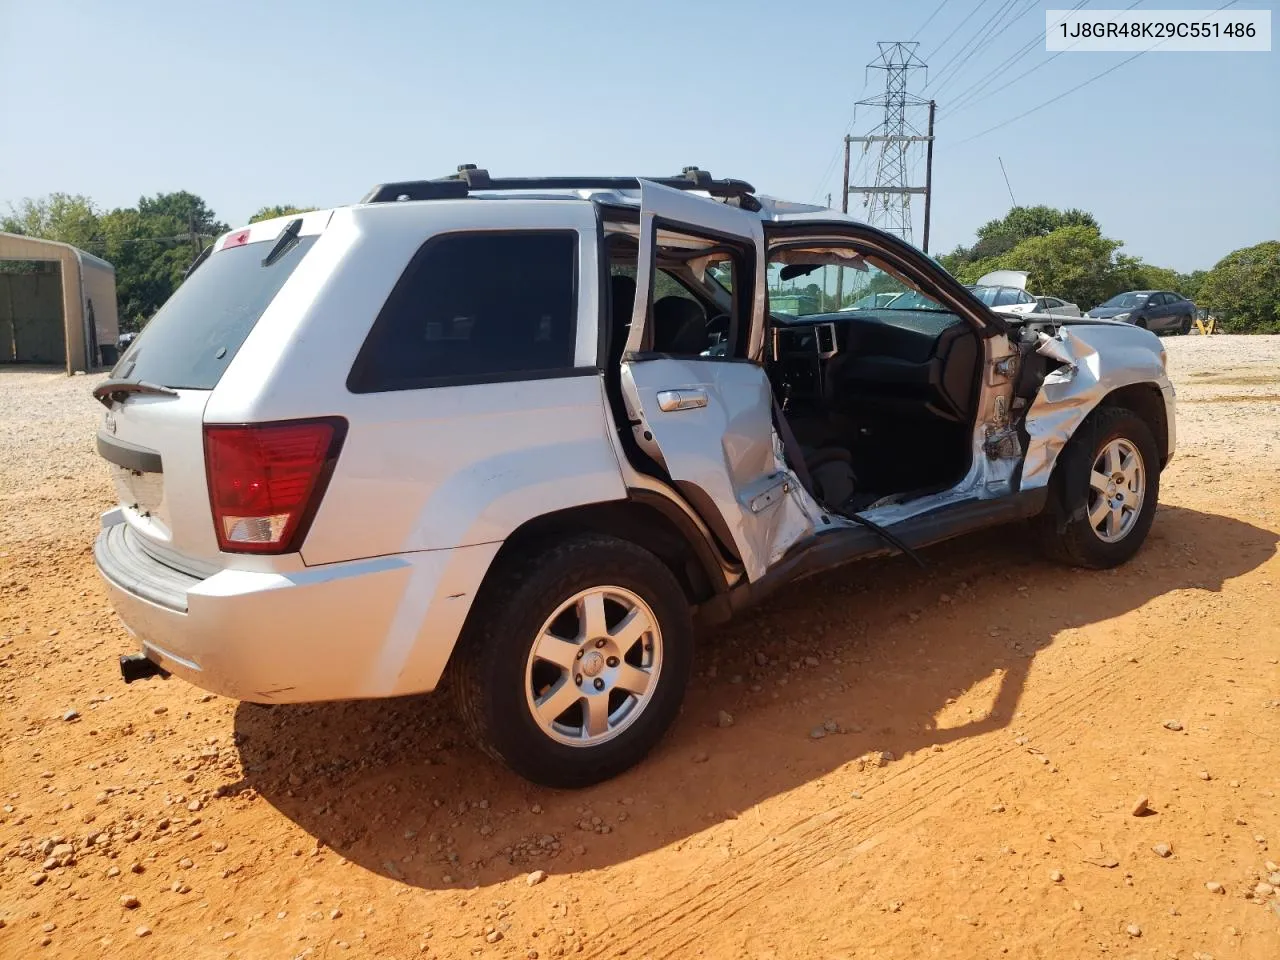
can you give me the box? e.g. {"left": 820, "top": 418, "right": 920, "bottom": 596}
{"left": 2, "top": 335, "right": 1278, "bottom": 960}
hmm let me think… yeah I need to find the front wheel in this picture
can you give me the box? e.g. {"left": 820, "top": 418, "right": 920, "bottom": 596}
{"left": 1039, "top": 407, "right": 1160, "bottom": 568}
{"left": 1180, "top": 314, "right": 1193, "bottom": 335}
{"left": 452, "top": 534, "right": 693, "bottom": 788}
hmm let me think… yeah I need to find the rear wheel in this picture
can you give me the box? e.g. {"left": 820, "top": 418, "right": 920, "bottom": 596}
{"left": 1180, "top": 314, "right": 1193, "bottom": 335}
{"left": 453, "top": 534, "right": 693, "bottom": 788}
{"left": 1039, "top": 407, "right": 1160, "bottom": 568}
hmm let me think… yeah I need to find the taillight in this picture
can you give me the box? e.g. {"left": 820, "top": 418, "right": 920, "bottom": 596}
{"left": 203, "top": 418, "right": 346, "bottom": 554}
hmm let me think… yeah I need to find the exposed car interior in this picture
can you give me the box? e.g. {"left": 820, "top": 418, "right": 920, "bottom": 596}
{"left": 604, "top": 232, "right": 983, "bottom": 516}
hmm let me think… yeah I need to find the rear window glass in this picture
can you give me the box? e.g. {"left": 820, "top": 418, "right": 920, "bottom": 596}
{"left": 348, "top": 231, "right": 578, "bottom": 392}
{"left": 112, "top": 234, "right": 318, "bottom": 390}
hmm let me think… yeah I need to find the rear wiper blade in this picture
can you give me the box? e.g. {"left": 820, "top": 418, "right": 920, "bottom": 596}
{"left": 92, "top": 379, "right": 179, "bottom": 408}
{"left": 261, "top": 218, "right": 303, "bottom": 268}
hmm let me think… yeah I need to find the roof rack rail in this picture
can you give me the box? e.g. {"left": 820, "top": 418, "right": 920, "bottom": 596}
{"left": 359, "top": 166, "right": 758, "bottom": 207}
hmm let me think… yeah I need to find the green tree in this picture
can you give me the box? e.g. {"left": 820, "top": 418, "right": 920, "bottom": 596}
{"left": 248, "top": 205, "right": 317, "bottom": 223}
{"left": 1196, "top": 241, "right": 1280, "bottom": 333}
{"left": 1, "top": 193, "right": 101, "bottom": 249}
{"left": 954, "top": 205, "right": 1100, "bottom": 263}
{"left": 990, "top": 226, "right": 1122, "bottom": 309}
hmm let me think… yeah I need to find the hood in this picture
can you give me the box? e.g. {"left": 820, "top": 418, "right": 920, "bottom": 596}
{"left": 974, "top": 269, "right": 1029, "bottom": 290}
{"left": 1086, "top": 306, "right": 1128, "bottom": 318}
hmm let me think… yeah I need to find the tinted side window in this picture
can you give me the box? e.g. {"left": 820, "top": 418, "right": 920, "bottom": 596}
{"left": 349, "top": 232, "right": 578, "bottom": 392}
{"left": 993, "top": 287, "right": 1020, "bottom": 307}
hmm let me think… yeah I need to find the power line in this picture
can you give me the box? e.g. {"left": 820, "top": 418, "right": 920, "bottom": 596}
{"left": 946, "top": 0, "right": 1092, "bottom": 114}
{"left": 951, "top": 0, "right": 1238, "bottom": 146}
{"left": 947, "top": 1, "right": 1143, "bottom": 119}
{"left": 926, "top": 0, "right": 1032, "bottom": 96}
{"left": 922, "top": 0, "right": 995, "bottom": 71}
{"left": 910, "top": 0, "right": 953, "bottom": 42}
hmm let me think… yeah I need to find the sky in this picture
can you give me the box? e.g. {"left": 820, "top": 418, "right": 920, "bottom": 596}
{"left": 1, "top": 0, "right": 1276, "bottom": 272}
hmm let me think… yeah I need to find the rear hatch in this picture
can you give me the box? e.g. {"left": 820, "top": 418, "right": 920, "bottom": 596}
{"left": 95, "top": 212, "right": 330, "bottom": 573}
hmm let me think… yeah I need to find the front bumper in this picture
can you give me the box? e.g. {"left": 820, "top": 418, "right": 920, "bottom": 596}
{"left": 94, "top": 516, "right": 497, "bottom": 703}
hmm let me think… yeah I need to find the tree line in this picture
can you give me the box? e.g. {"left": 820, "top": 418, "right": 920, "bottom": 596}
{"left": 3, "top": 191, "right": 1276, "bottom": 335}
{"left": 1, "top": 193, "right": 313, "bottom": 333}
{"left": 938, "top": 206, "right": 1279, "bottom": 333}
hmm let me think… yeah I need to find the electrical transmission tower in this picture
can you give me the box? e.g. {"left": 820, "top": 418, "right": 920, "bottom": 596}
{"left": 844, "top": 42, "right": 935, "bottom": 249}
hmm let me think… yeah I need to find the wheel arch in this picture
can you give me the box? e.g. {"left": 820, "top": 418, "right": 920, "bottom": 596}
{"left": 480, "top": 493, "right": 736, "bottom": 609}
{"left": 1097, "top": 382, "right": 1170, "bottom": 467}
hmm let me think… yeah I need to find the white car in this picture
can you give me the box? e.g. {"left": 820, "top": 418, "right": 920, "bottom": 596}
{"left": 968, "top": 270, "right": 1081, "bottom": 317}
{"left": 93, "top": 167, "right": 1174, "bottom": 787}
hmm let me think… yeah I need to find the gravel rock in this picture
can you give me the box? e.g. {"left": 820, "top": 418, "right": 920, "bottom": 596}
{"left": 1162, "top": 720, "right": 1183, "bottom": 731}
{"left": 486, "top": 931, "right": 503, "bottom": 943}
{"left": 1125, "top": 923, "right": 1141, "bottom": 938}
{"left": 809, "top": 726, "right": 827, "bottom": 740}
{"left": 62, "top": 708, "right": 79, "bottom": 721}
{"left": 120, "top": 895, "right": 139, "bottom": 909}
{"left": 1197, "top": 770, "right": 1211, "bottom": 781}
{"left": 1205, "top": 881, "right": 1225, "bottom": 894}
{"left": 1131, "top": 795, "right": 1150, "bottom": 816}
{"left": 527, "top": 870, "right": 547, "bottom": 886}
{"left": 1049, "top": 870, "right": 1063, "bottom": 882}
{"left": 135, "top": 926, "right": 152, "bottom": 938}
{"left": 716, "top": 710, "right": 734, "bottom": 729}
{"left": 1255, "top": 882, "right": 1275, "bottom": 898}
{"left": 1152, "top": 842, "right": 1173, "bottom": 858}
{"left": 691, "top": 751, "right": 709, "bottom": 763}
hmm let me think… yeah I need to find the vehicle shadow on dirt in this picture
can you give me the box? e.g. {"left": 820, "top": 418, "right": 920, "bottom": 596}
{"left": 231, "top": 503, "right": 1276, "bottom": 890}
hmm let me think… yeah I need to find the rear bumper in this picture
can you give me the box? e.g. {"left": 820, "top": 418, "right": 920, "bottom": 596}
{"left": 94, "top": 515, "right": 499, "bottom": 703}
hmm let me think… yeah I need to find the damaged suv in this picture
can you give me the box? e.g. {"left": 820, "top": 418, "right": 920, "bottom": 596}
{"left": 93, "top": 167, "right": 1175, "bottom": 787}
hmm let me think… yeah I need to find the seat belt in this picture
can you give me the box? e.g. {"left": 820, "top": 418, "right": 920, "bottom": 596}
{"left": 770, "top": 394, "right": 815, "bottom": 496}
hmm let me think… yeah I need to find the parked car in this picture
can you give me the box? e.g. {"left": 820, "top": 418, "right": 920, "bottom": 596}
{"left": 92, "top": 168, "right": 1175, "bottom": 787}
{"left": 966, "top": 270, "right": 1081, "bottom": 318}
{"left": 1087, "top": 290, "right": 1196, "bottom": 334}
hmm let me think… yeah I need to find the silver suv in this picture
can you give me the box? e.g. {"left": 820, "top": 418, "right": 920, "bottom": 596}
{"left": 93, "top": 167, "right": 1175, "bottom": 787}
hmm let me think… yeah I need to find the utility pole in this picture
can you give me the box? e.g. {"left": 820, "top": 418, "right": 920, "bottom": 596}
{"left": 922, "top": 99, "right": 936, "bottom": 254}
{"left": 848, "top": 42, "right": 930, "bottom": 245}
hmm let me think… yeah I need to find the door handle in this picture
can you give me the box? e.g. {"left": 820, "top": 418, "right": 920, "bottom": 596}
{"left": 656, "top": 389, "right": 708, "bottom": 412}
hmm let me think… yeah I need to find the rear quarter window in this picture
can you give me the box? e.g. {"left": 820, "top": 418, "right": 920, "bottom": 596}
{"left": 112, "top": 234, "right": 318, "bottom": 390}
{"left": 348, "top": 231, "right": 579, "bottom": 392}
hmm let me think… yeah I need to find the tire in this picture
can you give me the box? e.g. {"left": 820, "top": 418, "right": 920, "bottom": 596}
{"left": 452, "top": 533, "right": 693, "bottom": 788}
{"left": 1039, "top": 406, "right": 1160, "bottom": 569}
{"left": 1180, "top": 314, "right": 1193, "bottom": 335}
{"left": 1135, "top": 317, "right": 1148, "bottom": 330}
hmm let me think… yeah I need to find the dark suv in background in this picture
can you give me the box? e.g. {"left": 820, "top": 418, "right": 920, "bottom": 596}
{"left": 1087, "top": 290, "right": 1196, "bottom": 334}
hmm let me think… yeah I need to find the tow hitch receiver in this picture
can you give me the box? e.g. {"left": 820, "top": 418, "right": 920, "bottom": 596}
{"left": 119, "top": 652, "right": 170, "bottom": 684}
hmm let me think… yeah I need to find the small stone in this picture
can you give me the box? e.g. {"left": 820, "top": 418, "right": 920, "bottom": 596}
{"left": 809, "top": 726, "right": 827, "bottom": 740}
{"left": 30, "top": 872, "right": 46, "bottom": 886}
{"left": 887, "top": 900, "right": 902, "bottom": 913}
{"left": 1049, "top": 870, "right": 1063, "bottom": 882}
{"left": 1266, "top": 860, "right": 1278, "bottom": 872}
{"left": 153, "top": 706, "right": 168, "bottom": 715}
{"left": 211, "top": 840, "right": 227, "bottom": 852}
{"left": 330, "top": 908, "right": 342, "bottom": 919}
{"left": 187, "top": 799, "right": 202, "bottom": 812}
{"left": 1255, "top": 882, "right": 1274, "bottom": 898}
{"left": 691, "top": 751, "right": 709, "bottom": 764}
{"left": 1255, "top": 834, "right": 1267, "bottom": 844}
{"left": 178, "top": 857, "right": 193, "bottom": 869}
{"left": 990, "top": 803, "right": 1005, "bottom": 813}
{"left": 486, "top": 931, "right": 504, "bottom": 943}
{"left": 106, "top": 866, "right": 120, "bottom": 878}
{"left": 1125, "top": 923, "right": 1141, "bottom": 938}
{"left": 1162, "top": 720, "right": 1183, "bottom": 731}
{"left": 1152, "top": 842, "right": 1172, "bottom": 858}
{"left": 716, "top": 710, "right": 734, "bottom": 729}
{"left": 42, "top": 922, "right": 56, "bottom": 932}
{"left": 63, "top": 709, "right": 80, "bottom": 721}
{"left": 121, "top": 895, "right": 140, "bottom": 909}
{"left": 130, "top": 862, "right": 144, "bottom": 874}
{"left": 531, "top": 804, "right": 542, "bottom": 814}
{"left": 1205, "top": 881, "right": 1225, "bottom": 894}
{"left": 135, "top": 926, "right": 151, "bottom": 938}
{"left": 850, "top": 791, "right": 863, "bottom": 800}
{"left": 171, "top": 880, "right": 190, "bottom": 894}
{"left": 527, "top": 870, "right": 547, "bottom": 886}
{"left": 1198, "top": 771, "right": 1211, "bottom": 781}
{"left": 1131, "top": 795, "right": 1150, "bottom": 816}
{"left": 1044, "top": 833, "right": 1055, "bottom": 842}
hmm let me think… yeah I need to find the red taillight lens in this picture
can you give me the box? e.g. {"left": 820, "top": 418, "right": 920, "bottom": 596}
{"left": 203, "top": 418, "right": 346, "bottom": 554}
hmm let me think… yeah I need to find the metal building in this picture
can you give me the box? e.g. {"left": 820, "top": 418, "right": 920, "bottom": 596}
{"left": 0, "top": 232, "right": 119, "bottom": 373}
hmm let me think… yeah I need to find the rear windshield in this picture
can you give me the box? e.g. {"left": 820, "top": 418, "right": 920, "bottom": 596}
{"left": 112, "top": 234, "right": 318, "bottom": 389}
